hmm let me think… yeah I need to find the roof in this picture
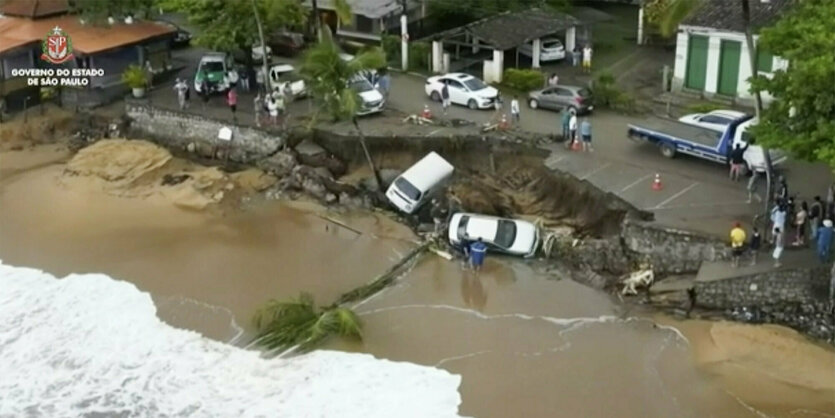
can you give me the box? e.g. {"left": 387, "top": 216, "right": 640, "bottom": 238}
{"left": 434, "top": 8, "right": 580, "bottom": 51}
{"left": 681, "top": 0, "right": 793, "bottom": 32}
{"left": 0, "top": 15, "right": 176, "bottom": 55}
{"left": 567, "top": 6, "right": 614, "bottom": 25}
{"left": 0, "top": 0, "right": 68, "bottom": 18}
{"left": 304, "top": 0, "right": 407, "bottom": 19}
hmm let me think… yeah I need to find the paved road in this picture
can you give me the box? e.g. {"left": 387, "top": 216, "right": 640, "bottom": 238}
{"left": 153, "top": 45, "right": 832, "bottom": 241}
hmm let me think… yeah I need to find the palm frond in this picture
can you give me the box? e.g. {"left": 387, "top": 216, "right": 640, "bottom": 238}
{"left": 659, "top": 0, "right": 703, "bottom": 38}
{"left": 332, "top": 0, "right": 353, "bottom": 25}
{"left": 348, "top": 47, "right": 387, "bottom": 74}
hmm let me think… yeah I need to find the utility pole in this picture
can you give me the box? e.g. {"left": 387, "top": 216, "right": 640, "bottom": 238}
{"left": 251, "top": 0, "right": 270, "bottom": 92}
{"left": 742, "top": 0, "right": 773, "bottom": 222}
{"left": 400, "top": 0, "right": 408, "bottom": 70}
{"left": 312, "top": 0, "right": 321, "bottom": 39}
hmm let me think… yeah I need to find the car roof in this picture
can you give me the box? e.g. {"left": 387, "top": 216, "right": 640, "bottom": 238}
{"left": 443, "top": 72, "right": 473, "bottom": 80}
{"left": 200, "top": 54, "right": 226, "bottom": 62}
{"left": 465, "top": 216, "right": 499, "bottom": 239}
{"left": 271, "top": 64, "right": 294, "bottom": 73}
{"left": 707, "top": 109, "right": 748, "bottom": 119}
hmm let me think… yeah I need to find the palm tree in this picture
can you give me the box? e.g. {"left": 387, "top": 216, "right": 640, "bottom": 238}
{"left": 299, "top": 26, "right": 386, "bottom": 190}
{"left": 252, "top": 292, "right": 363, "bottom": 353}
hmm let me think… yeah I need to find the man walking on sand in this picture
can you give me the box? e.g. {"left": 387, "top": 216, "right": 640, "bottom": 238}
{"left": 730, "top": 222, "right": 746, "bottom": 268}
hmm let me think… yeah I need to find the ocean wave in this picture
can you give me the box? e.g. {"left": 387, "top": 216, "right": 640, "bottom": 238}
{"left": 0, "top": 262, "right": 465, "bottom": 418}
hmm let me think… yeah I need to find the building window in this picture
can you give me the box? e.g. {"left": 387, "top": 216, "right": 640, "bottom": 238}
{"left": 355, "top": 15, "right": 374, "bottom": 33}
{"left": 757, "top": 49, "right": 773, "bottom": 73}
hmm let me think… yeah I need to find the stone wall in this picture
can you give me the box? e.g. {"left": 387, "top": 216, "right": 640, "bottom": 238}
{"left": 125, "top": 103, "right": 283, "bottom": 164}
{"left": 620, "top": 219, "right": 731, "bottom": 274}
{"left": 694, "top": 267, "right": 830, "bottom": 309}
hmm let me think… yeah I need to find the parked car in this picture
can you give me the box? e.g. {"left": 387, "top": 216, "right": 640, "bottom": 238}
{"left": 448, "top": 213, "right": 540, "bottom": 258}
{"left": 386, "top": 152, "right": 454, "bottom": 214}
{"left": 518, "top": 38, "right": 566, "bottom": 62}
{"left": 194, "top": 53, "right": 237, "bottom": 94}
{"left": 678, "top": 109, "right": 749, "bottom": 132}
{"left": 154, "top": 19, "right": 191, "bottom": 48}
{"left": 527, "top": 85, "right": 593, "bottom": 115}
{"left": 265, "top": 64, "right": 306, "bottom": 97}
{"left": 425, "top": 73, "right": 499, "bottom": 110}
{"left": 268, "top": 31, "right": 306, "bottom": 56}
{"left": 349, "top": 75, "right": 385, "bottom": 116}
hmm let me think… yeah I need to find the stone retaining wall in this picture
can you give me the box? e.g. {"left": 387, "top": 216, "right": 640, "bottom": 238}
{"left": 694, "top": 267, "right": 830, "bottom": 309}
{"left": 126, "top": 102, "right": 283, "bottom": 164}
{"left": 621, "top": 219, "right": 730, "bottom": 274}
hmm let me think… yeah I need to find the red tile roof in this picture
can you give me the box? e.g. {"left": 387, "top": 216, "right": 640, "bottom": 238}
{"left": 0, "top": 15, "right": 176, "bottom": 54}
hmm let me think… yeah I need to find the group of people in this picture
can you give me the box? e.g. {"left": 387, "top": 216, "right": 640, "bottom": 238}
{"left": 561, "top": 109, "right": 592, "bottom": 152}
{"left": 570, "top": 44, "right": 594, "bottom": 73}
{"left": 730, "top": 178, "right": 835, "bottom": 268}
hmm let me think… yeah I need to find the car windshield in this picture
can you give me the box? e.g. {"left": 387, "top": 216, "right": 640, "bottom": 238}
{"left": 349, "top": 77, "right": 374, "bottom": 92}
{"left": 494, "top": 220, "right": 517, "bottom": 248}
{"left": 578, "top": 88, "right": 592, "bottom": 97}
{"left": 462, "top": 78, "right": 487, "bottom": 91}
{"left": 201, "top": 61, "right": 224, "bottom": 73}
{"left": 394, "top": 177, "right": 421, "bottom": 201}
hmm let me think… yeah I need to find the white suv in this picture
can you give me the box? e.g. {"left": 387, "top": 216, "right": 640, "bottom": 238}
{"left": 424, "top": 73, "right": 498, "bottom": 110}
{"left": 519, "top": 38, "right": 566, "bottom": 62}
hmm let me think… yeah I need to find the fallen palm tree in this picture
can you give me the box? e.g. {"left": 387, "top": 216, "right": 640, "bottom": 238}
{"left": 252, "top": 241, "right": 430, "bottom": 353}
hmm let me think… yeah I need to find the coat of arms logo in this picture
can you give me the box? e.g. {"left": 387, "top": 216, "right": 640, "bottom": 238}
{"left": 41, "top": 26, "right": 74, "bottom": 64}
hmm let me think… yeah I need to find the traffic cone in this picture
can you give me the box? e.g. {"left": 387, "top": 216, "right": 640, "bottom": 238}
{"left": 499, "top": 114, "right": 509, "bottom": 130}
{"left": 652, "top": 173, "right": 663, "bottom": 191}
{"left": 571, "top": 139, "right": 582, "bottom": 151}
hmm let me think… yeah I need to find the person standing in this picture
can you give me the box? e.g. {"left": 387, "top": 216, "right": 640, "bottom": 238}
{"left": 770, "top": 203, "right": 787, "bottom": 244}
{"left": 568, "top": 112, "right": 578, "bottom": 146}
{"left": 728, "top": 142, "right": 749, "bottom": 181}
{"left": 173, "top": 78, "right": 188, "bottom": 110}
{"left": 143, "top": 60, "right": 154, "bottom": 90}
{"left": 749, "top": 226, "right": 761, "bottom": 266}
{"left": 267, "top": 96, "right": 278, "bottom": 126}
{"left": 746, "top": 170, "right": 760, "bottom": 203}
{"left": 776, "top": 176, "right": 788, "bottom": 202}
{"left": 729, "top": 222, "right": 746, "bottom": 268}
{"left": 430, "top": 198, "right": 448, "bottom": 236}
{"left": 274, "top": 90, "right": 286, "bottom": 126}
{"left": 561, "top": 108, "right": 571, "bottom": 143}
{"left": 510, "top": 96, "right": 520, "bottom": 124}
{"left": 469, "top": 238, "right": 488, "bottom": 272}
{"left": 226, "top": 87, "right": 238, "bottom": 123}
{"left": 772, "top": 227, "right": 784, "bottom": 268}
{"left": 200, "top": 78, "right": 210, "bottom": 110}
{"left": 375, "top": 68, "right": 391, "bottom": 100}
{"left": 572, "top": 46, "right": 580, "bottom": 67}
{"left": 253, "top": 93, "right": 264, "bottom": 127}
{"left": 441, "top": 83, "right": 450, "bottom": 115}
{"left": 580, "top": 117, "right": 592, "bottom": 152}
{"left": 810, "top": 196, "right": 823, "bottom": 239}
{"left": 827, "top": 184, "right": 835, "bottom": 219}
{"left": 817, "top": 219, "right": 833, "bottom": 263}
{"left": 793, "top": 201, "right": 808, "bottom": 246}
{"left": 582, "top": 44, "right": 592, "bottom": 74}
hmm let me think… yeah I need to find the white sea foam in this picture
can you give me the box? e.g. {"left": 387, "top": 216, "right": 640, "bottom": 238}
{"left": 0, "top": 262, "right": 465, "bottom": 418}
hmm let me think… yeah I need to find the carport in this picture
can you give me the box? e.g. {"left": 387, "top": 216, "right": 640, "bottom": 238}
{"left": 428, "top": 8, "right": 611, "bottom": 83}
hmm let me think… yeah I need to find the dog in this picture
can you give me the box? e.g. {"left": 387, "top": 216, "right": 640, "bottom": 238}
{"left": 621, "top": 264, "right": 654, "bottom": 296}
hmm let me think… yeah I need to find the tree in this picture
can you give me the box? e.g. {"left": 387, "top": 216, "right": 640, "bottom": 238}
{"left": 160, "top": 0, "right": 307, "bottom": 83}
{"left": 749, "top": 0, "right": 835, "bottom": 168}
{"left": 252, "top": 292, "right": 362, "bottom": 353}
{"left": 299, "top": 27, "right": 386, "bottom": 191}
{"left": 71, "top": 0, "right": 156, "bottom": 25}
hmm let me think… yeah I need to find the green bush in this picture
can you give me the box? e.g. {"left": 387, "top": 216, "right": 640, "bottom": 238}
{"left": 409, "top": 41, "right": 431, "bottom": 71}
{"left": 686, "top": 102, "right": 724, "bottom": 114}
{"left": 381, "top": 34, "right": 400, "bottom": 62}
{"left": 121, "top": 64, "right": 147, "bottom": 89}
{"left": 502, "top": 68, "right": 545, "bottom": 92}
{"left": 592, "top": 71, "right": 637, "bottom": 113}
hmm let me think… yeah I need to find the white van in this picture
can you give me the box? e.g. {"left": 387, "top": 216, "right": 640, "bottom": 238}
{"left": 386, "top": 152, "right": 454, "bottom": 214}
{"left": 733, "top": 118, "right": 787, "bottom": 173}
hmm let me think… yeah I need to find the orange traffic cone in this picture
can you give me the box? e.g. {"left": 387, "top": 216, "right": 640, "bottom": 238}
{"left": 499, "top": 114, "right": 509, "bottom": 130}
{"left": 421, "top": 104, "right": 432, "bottom": 119}
{"left": 571, "top": 139, "right": 582, "bottom": 151}
{"left": 652, "top": 173, "right": 663, "bottom": 191}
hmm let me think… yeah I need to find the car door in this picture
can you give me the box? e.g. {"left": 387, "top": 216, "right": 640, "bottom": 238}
{"left": 554, "top": 87, "right": 573, "bottom": 109}
{"left": 446, "top": 79, "right": 467, "bottom": 105}
{"left": 539, "top": 88, "right": 558, "bottom": 109}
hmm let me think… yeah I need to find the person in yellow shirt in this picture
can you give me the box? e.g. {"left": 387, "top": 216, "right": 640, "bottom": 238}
{"left": 730, "top": 222, "right": 747, "bottom": 268}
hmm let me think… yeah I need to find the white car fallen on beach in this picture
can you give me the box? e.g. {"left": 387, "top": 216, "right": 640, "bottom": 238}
{"left": 448, "top": 213, "right": 540, "bottom": 258}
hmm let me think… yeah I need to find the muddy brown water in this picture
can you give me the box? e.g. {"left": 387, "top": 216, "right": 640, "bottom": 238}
{"left": 1, "top": 148, "right": 833, "bottom": 418}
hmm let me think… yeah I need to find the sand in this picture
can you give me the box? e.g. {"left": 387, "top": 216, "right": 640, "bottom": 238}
{"left": 61, "top": 139, "right": 275, "bottom": 210}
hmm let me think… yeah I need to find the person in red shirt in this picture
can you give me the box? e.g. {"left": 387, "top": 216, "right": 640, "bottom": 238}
{"left": 226, "top": 87, "right": 238, "bottom": 123}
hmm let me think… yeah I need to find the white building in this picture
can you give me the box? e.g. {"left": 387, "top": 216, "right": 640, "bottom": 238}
{"left": 305, "top": 0, "right": 425, "bottom": 42}
{"left": 671, "top": 0, "right": 791, "bottom": 104}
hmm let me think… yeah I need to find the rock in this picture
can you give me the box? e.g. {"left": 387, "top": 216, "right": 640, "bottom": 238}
{"left": 312, "top": 166, "right": 333, "bottom": 180}
{"left": 301, "top": 177, "right": 327, "bottom": 200}
{"left": 257, "top": 151, "right": 297, "bottom": 177}
{"left": 325, "top": 193, "right": 337, "bottom": 204}
{"left": 186, "top": 142, "right": 196, "bottom": 153}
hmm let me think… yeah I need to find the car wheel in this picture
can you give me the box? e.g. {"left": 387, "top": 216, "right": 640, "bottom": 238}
{"left": 660, "top": 143, "right": 676, "bottom": 158}
{"left": 529, "top": 99, "right": 538, "bottom": 109}
{"left": 468, "top": 99, "right": 478, "bottom": 110}
{"left": 567, "top": 106, "right": 578, "bottom": 115}
{"left": 430, "top": 91, "right": 441, "bottom": 102}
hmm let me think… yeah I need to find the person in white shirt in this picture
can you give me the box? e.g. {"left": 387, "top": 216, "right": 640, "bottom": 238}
{"left": 582, "top": 44, "right": 593, "bottom": 73}
{"left": 568, "top": 112, "right": 578, "bottom": 143}
{"left": 267, "top": 97, "right": 278, "bottom": 125}
{"left": 510, "top": 96, "right": 520, "bottom": 124}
